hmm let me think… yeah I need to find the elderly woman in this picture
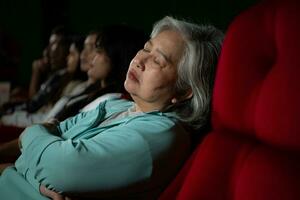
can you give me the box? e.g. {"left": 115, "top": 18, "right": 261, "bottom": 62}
{"left": 0, "top": 16, "right": 223, "bottom": 199}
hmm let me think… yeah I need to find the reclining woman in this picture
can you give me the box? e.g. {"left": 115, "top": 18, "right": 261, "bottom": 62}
{"left": 0, "top": 16, "right": 223, "bottom": 200}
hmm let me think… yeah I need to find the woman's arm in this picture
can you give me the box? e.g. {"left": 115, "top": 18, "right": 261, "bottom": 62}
{"left": 19, "top": 108, "right": 179, "bottom": 198}
{"left": 29, "top": 58, "right": 50, "bottom": 98}
{"left": 0, "top": 118, "right": 60, "bottom": 164}
{"left": 20, "top": 124, "right": 152, "bottom": 194}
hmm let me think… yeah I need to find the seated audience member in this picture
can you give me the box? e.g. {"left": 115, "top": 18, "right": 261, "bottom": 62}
{"left": 45, "top": 30, "right": 99, "bottom": 117}
{"left": 0, "top": 36, "right": 86, "bottom": 127}
{"left": 8, "top": 26, "right": 68, "bottom": 103}
{"left": 0, "top": 16, "right": 224, "bottom": 200}
{"left": 0, "top": 26, "right": 70, "bottom": 116}
{"left": 26, "top": 47, "right": 50, "bottom": 99}
{"left": 49, "top": 24, "right": 147, "bottom": 121}
{"left": 1, "top": 25, "right": 146, "bottom": 127}
{"left": 28, "top": 26, "right": 70, "bottom": 98}
{"left": 80, "top": 31, "right": 98, "bottom": 72}
{"left": 62, "top": 36, "right": 87, "bottom": 93}
{"left": 7, "top": 47, "right": 49, "bottom": 103}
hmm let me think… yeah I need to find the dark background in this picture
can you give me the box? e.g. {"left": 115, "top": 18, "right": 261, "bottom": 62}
{"left": 0, "top": 0, "right": 258, "bottom": 86}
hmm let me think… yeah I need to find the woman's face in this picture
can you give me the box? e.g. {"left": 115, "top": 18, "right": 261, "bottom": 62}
{"left": 80, "top": 34, "right": 97, "bottom": 72}
{"left": 87, "top": 48, "right": 111, "bottom": 83}
{"left": 124, "top": 30, "right": 185, "bottom": 111}
{"left": 67, "top": 43, "right": 80, "bottom": 73}
{"left": 48, "top": 34, "right": 67, "bottom": 70}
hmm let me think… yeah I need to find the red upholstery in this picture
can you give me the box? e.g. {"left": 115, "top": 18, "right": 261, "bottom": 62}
{"left": 159, "top": 0, "right": 300, "bottom": 199}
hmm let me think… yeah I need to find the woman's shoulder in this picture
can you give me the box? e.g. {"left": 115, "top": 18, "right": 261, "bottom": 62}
{"left": 124, "top": 110, "right": 184, "bottom": 135}
{"left": 105, "top": 98, "right": 134, "bottom": 112}
{"left": 62, "top": 80, "right": 83, "bottom": 96}
{"left": 138, "top": 109, "right": 180, "bottom": 124}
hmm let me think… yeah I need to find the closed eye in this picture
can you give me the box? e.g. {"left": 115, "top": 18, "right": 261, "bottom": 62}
{"left": 143, "top": 41, "right": 152, "bottom": 53}
{"left": 154, "top": 57, "right": 161, "bottom": 65}
{"left": 142, "top": 48, "right": 150, "bottom": 53}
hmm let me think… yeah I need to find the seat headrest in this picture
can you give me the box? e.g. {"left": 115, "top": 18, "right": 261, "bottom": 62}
{"left": 212, "top": 0, "right": 300, "bottom": 151}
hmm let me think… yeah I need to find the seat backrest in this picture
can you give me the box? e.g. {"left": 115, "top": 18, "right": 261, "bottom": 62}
{"left": 159, "top": 0, "right": 300, "bottom": 199}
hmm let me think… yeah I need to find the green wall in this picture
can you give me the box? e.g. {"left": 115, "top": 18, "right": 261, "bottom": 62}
{"left": 0, "top": 0, "right": 258, "bottom": 85}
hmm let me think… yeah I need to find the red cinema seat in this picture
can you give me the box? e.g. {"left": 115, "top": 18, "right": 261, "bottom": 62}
{"left": 160, "top": 0, "right": 300, "bottom": 199}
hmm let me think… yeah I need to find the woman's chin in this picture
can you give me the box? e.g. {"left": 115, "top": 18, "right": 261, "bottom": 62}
{"left": 124, "top": 82, "right": 133, "bottom": 94}
{"left": 124, "top": 79, "right": 137, "bottom": 93}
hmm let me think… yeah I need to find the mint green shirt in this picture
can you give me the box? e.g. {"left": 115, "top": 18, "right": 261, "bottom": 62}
{"left": 0, "top": 99, "right": 191, "bottom": 199}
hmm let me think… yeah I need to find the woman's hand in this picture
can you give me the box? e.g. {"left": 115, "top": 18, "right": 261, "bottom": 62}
{"left": 42, "top": 118, "right": 60, "bottom": 135}
{"left": 40, "top": 185, "right": 71, "bottom": 200}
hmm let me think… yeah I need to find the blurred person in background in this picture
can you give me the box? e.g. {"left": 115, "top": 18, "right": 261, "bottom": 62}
{"left": 0, "top": 26, "right": 71, "bottom": 116}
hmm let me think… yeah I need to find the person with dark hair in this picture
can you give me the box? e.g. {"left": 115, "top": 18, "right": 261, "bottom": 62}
{"left": 4, "top": 31, "right": 99, "bottom": 124}
{"left": 65, "top": 35, "right": 87, "bottom": 84}
{"left": 51, "top": 24, "right": 147, "bottom": 121}
{"left": 0, "top": 26, "right": 71, "bottom": 116}
{"left": 28, "top": 25, "right": 70, "bottom": 98}
{"left": 0, "top": 25, "right": 146, "bottom": 142}
{"left": 0, "top": 17, "right": 223, "bottom": 200}
{"left": 0, "top": 33, "right": 93, "bottom": 163}
{"left": 0, "top": 35, "right": 86, "bottom": 127}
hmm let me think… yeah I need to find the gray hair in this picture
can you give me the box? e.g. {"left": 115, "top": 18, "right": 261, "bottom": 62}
{"left": 151, "top": 16, "right": 224, "bottom": 129}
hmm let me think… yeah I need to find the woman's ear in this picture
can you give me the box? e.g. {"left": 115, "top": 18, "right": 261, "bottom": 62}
{"left": 182, "top": 88, "right": 193, "bottom": 100}
{"left": 172, "top": 88, "right": 193, "bottom": 104}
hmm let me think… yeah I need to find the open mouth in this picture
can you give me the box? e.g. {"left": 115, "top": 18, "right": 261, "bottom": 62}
{"left": 128, "top": 70, "right": 139, "bottom": 83}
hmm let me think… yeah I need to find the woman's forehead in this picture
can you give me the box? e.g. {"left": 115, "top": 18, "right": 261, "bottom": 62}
{"left": 151, "top": 30, "right": 185, "bottom": 64}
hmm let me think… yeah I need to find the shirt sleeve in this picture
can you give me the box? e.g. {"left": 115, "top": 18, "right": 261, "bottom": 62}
{"left": 20, "top": 125, "right": 61, "bottom": 153}
{"left": 46, "top": 100, "right": 107, "bottom": 139}
{"left": 19, "top": 123, "right": 153, "bottom": 194}
{"left": 57, "top": 104, "right": 104, "bottom": 135}
{"left": 19, "top": 106, "right": 101, "bottom": 150}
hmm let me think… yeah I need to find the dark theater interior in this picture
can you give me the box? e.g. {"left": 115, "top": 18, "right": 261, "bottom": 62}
{"left": 0, "top": 0, "right": 299, "bottom": 199}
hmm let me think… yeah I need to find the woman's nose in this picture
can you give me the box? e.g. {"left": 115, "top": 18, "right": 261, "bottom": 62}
{"left": 134, "top": 52, "right": 147, "bottom": 71}
{"left": 133, "top": 58, "right": 145, "bottom": 71}
{"left": 91, "top": 55, "right": 98, "bottom": 66}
